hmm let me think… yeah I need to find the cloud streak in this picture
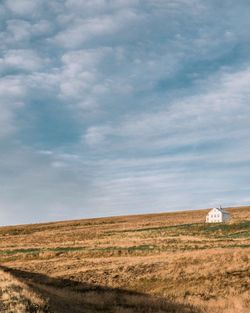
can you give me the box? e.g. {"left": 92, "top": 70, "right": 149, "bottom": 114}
{"left": 0, "top": 0, "right": 250, "bottom": 225}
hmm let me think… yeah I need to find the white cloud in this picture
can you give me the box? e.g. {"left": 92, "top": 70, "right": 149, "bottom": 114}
{"left": 4, "top": 19, "right": 32, "bottom": 44}
{"left": 58, "top": 48, "right": 112, "bottom": 107}
{"left": 61, "top": 48, "right": 111, "bottom": 71}
{"left": 0, "top": 19, "right": 51, "bottom": 50}
{"left": 84, "top": 66, "right": 250, "bottom": 150}
{"left": 65, "top": 0, "right": 139, "bottom": 12}
{"left": 0, "top": 76, "right": 25, "bottom": 98}
{"left": 54, "top": 9, "right": 142, "bottom": 48}
{"left": 0, "top": 0, "right": 250, "bottom": 224}
{"left": 84, "top": 125, "right": 112, "bottom": 146}
{"left": 0, "top": 77, "right": 25, "bottom": 137}
{"left": 54, "top": 16, "right": 115, "bottom": 48}
{"left": 0, "top": 49, "right": 44, "bottom": 72}
{"left": 32, "top": 19, "right": 51, "bottom": 35}
{"left": 4, "top": 0, "right": 42, "bottom": 16}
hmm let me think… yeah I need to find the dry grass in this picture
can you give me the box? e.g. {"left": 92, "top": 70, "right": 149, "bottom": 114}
{"left": 0, "top": 206, "right": 249, "bottom": 312}
{"left": 0, "top": 269, "right": 49, "bottom": 312}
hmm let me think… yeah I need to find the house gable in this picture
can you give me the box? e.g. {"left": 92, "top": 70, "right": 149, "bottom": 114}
{"left": 206, "top": 207, "right": 230, "bottom": 223}
{"left": 208, "top": 208, "right": 222, "bottom": 218}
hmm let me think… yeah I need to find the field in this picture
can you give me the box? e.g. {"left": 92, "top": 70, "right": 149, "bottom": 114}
{"left": 0, "top": 206, "right": 249, "bottom": 313}
{"left": 0, "top": 269, "right": 49, "bottom": 313}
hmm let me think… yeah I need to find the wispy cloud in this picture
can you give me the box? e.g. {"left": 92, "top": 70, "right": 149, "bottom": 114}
{"left": 84, "top": 66, "right": 250, "bottom": 151}
{"left": 0, "top": 0, "right": 250, "bottom": 225}
{"left": 4, "top": 0, "right": 42, "bottom": 16}
{"left": 0, "top": 49, "right": 44, "bottom": 72}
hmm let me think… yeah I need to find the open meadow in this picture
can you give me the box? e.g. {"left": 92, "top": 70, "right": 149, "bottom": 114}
{"left": 0, "top": 206, "right": 249, "bottom": 313}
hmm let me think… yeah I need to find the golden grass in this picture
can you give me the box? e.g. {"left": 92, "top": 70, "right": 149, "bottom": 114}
{"left": 0, "top": 269, "right": 49, "bottom": 312}
{"left": 0, "top": 206, "right": 249, "bottom": 312}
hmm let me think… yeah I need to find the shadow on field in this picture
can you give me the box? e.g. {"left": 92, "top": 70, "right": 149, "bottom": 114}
{"left": 0, "top": 265, "right": 201, "bottom": 313}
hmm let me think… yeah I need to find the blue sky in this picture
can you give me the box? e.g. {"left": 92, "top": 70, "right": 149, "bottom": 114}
{"left": 1, "top": 0, "right": 250, "bottom": 225}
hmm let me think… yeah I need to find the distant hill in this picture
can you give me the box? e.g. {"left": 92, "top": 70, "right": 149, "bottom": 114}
{"left": 0, "top": 206, "right": 249, "bottom": 313}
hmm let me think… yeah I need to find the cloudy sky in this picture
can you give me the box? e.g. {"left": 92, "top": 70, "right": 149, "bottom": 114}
{"left": 0, "top": 0, "right": 250, "bottom": 225}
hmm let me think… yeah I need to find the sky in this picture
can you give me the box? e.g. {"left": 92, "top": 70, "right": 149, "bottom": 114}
{"left": 1, "top": 0, "right": 250, "bottom": 225}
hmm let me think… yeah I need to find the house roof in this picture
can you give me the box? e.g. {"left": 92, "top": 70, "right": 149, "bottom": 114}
{"left": 217, "top": 207, "right": 224, "bottom": 213}
{"left": 209, "top": 207, "right": 230, "bottom": 215}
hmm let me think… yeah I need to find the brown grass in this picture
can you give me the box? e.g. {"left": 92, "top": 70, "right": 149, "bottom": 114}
{"left": 0, "top": 206, "right": 249, "bottom": 313}
{"left": 0, "top": 269, "right": 49, "bottom": 312}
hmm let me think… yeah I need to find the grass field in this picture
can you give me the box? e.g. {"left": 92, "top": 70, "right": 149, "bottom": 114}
{"left": 0, "top": 268, "right": 49, "bottom": 313}
{"left": 0, "top": 206, "right": 249, "bottom": 313}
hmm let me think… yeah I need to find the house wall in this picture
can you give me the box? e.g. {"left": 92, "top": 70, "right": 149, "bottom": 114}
{"left": 206, "top": 208, "right": 230, "bottom": 223}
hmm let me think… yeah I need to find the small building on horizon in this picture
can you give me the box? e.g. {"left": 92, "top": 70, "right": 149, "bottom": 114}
{"left": 206, "top": 206, "right": 231, "bottom": 223}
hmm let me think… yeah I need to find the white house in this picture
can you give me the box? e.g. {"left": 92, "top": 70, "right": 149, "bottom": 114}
{"left": 206, "top": 206, "right": 231, "bottom": 223}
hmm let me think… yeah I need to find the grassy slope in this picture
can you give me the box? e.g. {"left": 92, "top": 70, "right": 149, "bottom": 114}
{"left": 0, "top": 206, "right": 249, "bottom": 313}
{"left": 0, "top": 269, "right": 49, "bottom": 313}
